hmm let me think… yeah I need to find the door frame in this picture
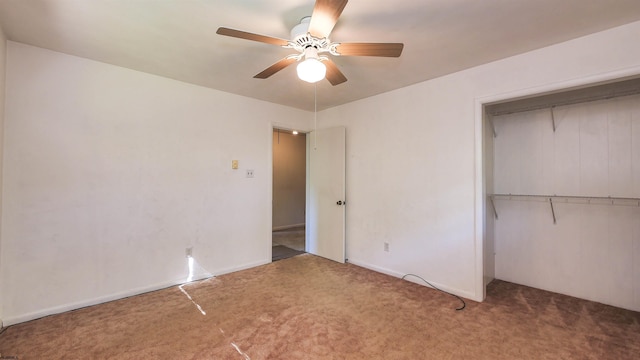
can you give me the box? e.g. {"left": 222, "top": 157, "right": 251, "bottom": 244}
{"left": 270, "top": 125, "right": 308, "bottom": 258}
{"left": 268, "top": 124, "right": 347, "bottom": 262}
{"left": 473, "top": 66, "right": 640, "bottom": 302}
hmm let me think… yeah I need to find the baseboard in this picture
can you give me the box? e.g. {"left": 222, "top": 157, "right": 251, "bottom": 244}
{"left": 2, "top": 259, "right": 272, "bottom": 326}
{"left": 3, "top": 274, "right": 215, "bottom": 326}
{"left": 347, "top": 258, "right": 476, "bottom": 301}
{"left": 212, "top": 259, "right": 271, "bottom": 276}
{"left": 272, "top": 223, "right": 305, "bottom": 231}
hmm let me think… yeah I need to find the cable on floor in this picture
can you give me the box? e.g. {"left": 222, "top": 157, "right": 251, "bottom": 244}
{"left": 401, "top": 273, "right": 466, "bottom": 311}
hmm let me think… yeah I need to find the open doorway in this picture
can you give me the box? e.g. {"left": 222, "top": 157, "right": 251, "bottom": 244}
{"left": 272, "top": 128, "right": 306, "bottom": 261}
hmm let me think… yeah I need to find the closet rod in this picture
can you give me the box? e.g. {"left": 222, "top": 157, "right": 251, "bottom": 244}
{"left": 490, "top": 194, "right": 640, "bottom": 224}
{"left": 487, "top": 87, "right": 640, "bottom": 117}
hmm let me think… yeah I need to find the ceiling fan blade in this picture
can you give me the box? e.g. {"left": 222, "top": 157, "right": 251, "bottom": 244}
{"left": 216, "top": 27, "right": 289, "bottom": 47}
{"left": 323, "top": 58, "right": 347, "bottom": 86}
{"left": 334, "top": 43, "right": 404, "bottom": 57}
{"left": 308, "top": 0, "right": 348, "bottom": 38}
{"left": 254, "top": 57, "right": 298, "bottom": 79}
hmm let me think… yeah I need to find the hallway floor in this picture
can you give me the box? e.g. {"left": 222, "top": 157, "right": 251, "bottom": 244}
{"left": 272, "top": 225, "right": 305, "bottom": 252}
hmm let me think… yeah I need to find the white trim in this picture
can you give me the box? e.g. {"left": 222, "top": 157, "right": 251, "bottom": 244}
{"left": 473, "top": 97, "right": 485, "bottom": 302}
{"left": 212, "top": 259, "right": 271, "bottom": 277}
{"left": 3, "top": 275, "right": 207, "bottom": 326}
{"left": 3, "top": 259, "right": 270, "bottom": 326}
{"left": 272, "top": 223, "right": 305, "bottom": 231}
{"left": 268, "top": 122, "right": 275, "bottom": 261}
{"left": 476, "top": 67, "right": 640, "bottom": 107}
{"left": 473, "top": 65, "right": 640, "bottom": 305}
{"left": 347, "top": 258, "right": 476, "bottom": 301}
{"left": 305, "top": 134, "right": 311, "bottom": 254}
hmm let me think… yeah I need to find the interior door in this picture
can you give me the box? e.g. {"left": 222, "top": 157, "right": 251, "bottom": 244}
{"left": 306, "top": 126, "right": 346, "bottom": 263}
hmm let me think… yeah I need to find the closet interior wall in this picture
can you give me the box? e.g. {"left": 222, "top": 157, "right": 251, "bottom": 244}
{"left": 487, "top": 83, "right": 640, "bottom": 312}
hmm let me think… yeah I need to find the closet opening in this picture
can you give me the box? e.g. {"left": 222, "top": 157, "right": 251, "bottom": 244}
{"left": 482, "top": 76, "right": 640, "bottom": 312}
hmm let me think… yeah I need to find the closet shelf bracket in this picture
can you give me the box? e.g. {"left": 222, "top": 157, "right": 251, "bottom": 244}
{"left": 549, "top": 198, "right": 556, "bottom": 224}
{"left": 487, "top": 115, "right": 497, "bottom": 137}
{"left": 489, "top": 196, "right": 498, "bottom": 220}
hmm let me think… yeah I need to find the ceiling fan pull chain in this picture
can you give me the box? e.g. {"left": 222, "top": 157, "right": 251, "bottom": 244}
{"left": 314, "top": 83, "right": 318, "bottom": 150}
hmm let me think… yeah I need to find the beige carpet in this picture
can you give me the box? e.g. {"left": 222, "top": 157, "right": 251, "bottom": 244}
{"left": 1, "top": 254, "right": 639, "bottom": 359}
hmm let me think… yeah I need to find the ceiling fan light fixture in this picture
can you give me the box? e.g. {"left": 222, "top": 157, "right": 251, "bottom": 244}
{"left": 297, "top": 47, "right": 326, "bottom": 83}
{"left": 297, "top": 58, "right": 326, "bottom": 83}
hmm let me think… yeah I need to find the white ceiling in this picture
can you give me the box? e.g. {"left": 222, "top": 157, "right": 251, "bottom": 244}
{"left": 1, "top": 0, "right": 640, "bottom": 111}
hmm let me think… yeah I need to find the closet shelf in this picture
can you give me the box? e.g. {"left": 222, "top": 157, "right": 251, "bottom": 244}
{"left": 489, "top": 194, "right": 640, "bottom": 224}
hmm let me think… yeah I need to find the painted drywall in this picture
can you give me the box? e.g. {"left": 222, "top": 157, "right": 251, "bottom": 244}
{"left": 272, "top": 130, "right": 306, "bottom": 229}
{"left": 1, "top": 41, "right": 309, "bottom": 324}
{"left": 316, "top": 21, "right": 640, "bottom": 301}
{"left": 492, "top": 96, "right": 640, "bottom": 311}
{"left": 0, "top": 23, "right": 7, "bottom": 326}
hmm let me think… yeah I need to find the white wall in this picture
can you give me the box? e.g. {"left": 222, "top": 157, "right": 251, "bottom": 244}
{"left": 272, "top": 130, "right": 306, "bottom": 229}
{"left": 317, "top": 21, "right": 640, "bottom": 301}
{"left": 0, "top": 23, "right": 7, "bottom": 326}
{"left": 492, "top": 96, "right": 640, "bottom": 311}
{"left": 1, "top": 42, "right": 308, "bottom": 324}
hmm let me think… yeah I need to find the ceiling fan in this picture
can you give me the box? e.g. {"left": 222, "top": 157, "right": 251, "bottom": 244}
{"left": 216, "top": 0, "right": 404, "bottom": 85}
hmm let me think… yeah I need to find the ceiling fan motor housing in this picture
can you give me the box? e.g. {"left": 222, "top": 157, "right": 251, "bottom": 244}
{"left": 289, "top": 16, "right": 331, "bottom": 54}
{"left": 290, "top": 16, "right": 312, "bottom": 40}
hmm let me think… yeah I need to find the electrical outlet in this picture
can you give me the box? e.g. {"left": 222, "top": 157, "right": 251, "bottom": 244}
{"left": 384, "top": 242, "right": 389, "bottom": 252}
{"left": 185, "top": 247, "right": 193, "bottom": 258}
{"left": 246, "top": 169, "right": 254, "bottom": 178}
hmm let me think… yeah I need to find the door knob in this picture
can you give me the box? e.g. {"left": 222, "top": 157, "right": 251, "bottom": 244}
{"left": 337, "top": 200, "right": 344, "bottom": 205}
